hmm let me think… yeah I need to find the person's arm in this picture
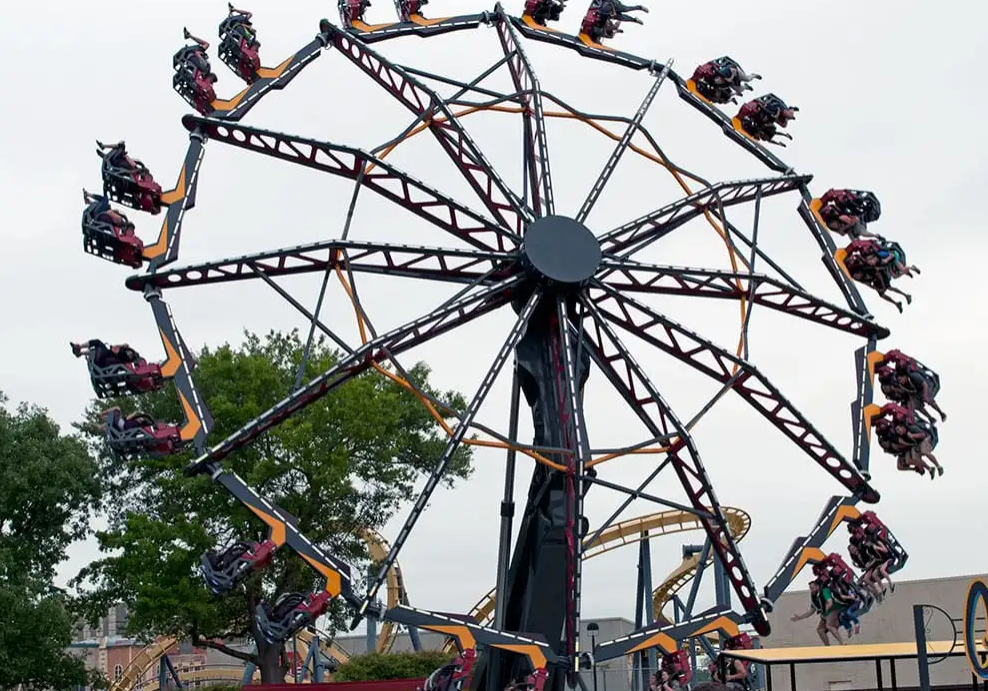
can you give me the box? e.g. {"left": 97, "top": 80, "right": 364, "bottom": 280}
{"left": 791, "top": 609, "right": 816, "bottom": 621}
{"left": 727, "top": 661, "right": 748, "bottom": 681}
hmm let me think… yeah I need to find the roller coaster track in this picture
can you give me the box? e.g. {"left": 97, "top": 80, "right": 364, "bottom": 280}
{"left": 443, "top": 508, "right": 750, "bottom": 652}
{"left": 108, "top": 529, "right": 405, "bottom": 691}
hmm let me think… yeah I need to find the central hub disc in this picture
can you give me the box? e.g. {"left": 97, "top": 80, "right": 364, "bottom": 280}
{"left": 521, "top": 215, "right": 601, "bottom": 287}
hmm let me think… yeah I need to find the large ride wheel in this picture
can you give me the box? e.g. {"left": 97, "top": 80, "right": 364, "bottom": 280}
{"left": 76, "top": 2, "right": 934, "bottom": 690}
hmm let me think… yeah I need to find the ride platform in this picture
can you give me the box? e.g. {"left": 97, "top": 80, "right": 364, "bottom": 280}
{"left": 723, "top": 640, "right": 988, "bottom": 691}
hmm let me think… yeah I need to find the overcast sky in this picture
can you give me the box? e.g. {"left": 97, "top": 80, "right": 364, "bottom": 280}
{"left": 3, "top": 0, "right": 987, "bottom": 631}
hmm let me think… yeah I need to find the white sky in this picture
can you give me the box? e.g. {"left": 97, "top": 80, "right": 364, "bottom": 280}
{"left": 2, "top": 0, "right": 987, "bottom": 629}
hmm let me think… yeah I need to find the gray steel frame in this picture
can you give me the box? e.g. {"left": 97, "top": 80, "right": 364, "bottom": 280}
{"left": 75, "top": 3, "right": 929, "bottom": 689}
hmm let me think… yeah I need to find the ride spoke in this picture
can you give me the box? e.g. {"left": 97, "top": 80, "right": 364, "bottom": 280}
{"left": 495, "top": 12, "right": 555, "bottom": 218}
{"left": 128, "top": 240, "right": 517, "bottom": 291}
{"left": 358, "top": 288, "right": 543, "bottom": 614}
{"left": 577, "top": 61, "right": 671, "bottom": 224}
{"left": 598, "top": 175, "right": 810, "bottom": 257}
{"left": 576, "top": 296, "right": 769, "bottom": 634}
{"left": 183, "top": 115, "right": 519, "bottom": 252}
{"left": 185, "top": 275, "right": 524, "bottom": 472}
{"left": 324, "top": 27, "right": 534, "bottom": 233}
{"left": 596, "top": 259, "right": 889, "bottom": 339}
{"left": 587, "top": 280, "right": 880, "bottom": 502}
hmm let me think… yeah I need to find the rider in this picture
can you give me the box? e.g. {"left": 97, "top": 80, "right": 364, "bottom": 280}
{"left": 875, "top": 356, "right": 947, "bottom": 422}
{"left": 525, "top": 0, "right": 565, "bottom": 24}
{"left": 844, "top": 240, "right": 914, "bottom": 312}
{"left": 737, "top": 95, "right": 797, "bottom": 144}
{"left": 818, "top": 189, "right": 881, "bottom": 239}
{"left": 182, "top": 27, "right": 213, "bottom": 74}
{"left": 71, "top": 339, "right": 141, "bottom": 368}
{"left": 98, "top": 140, "right": 141, "bottom": 174}
{"left": 791, "top": 580, "right": 843, "bottom": 646}
{"left": 83, "top": 189, "right": 134, "bottom": 230}
{"left": 226, "top": 4, "right": 259, "bottom": 46}
{"left": 693, "top": 58, "right": 761, "bottom": 104}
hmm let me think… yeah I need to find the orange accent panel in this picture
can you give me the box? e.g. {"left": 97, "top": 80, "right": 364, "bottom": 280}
{"left": 685, "top": 79, "right": 715, "bottom": 107}
{"left": 862, "top": 403, "right": 882, "bottom": 440}
{"left": 691, "top": 616, "right": 740, "bottom": 639}
{"left": 300, "top": 554, "right": 343, "bottom": 596}
{"left": 211, "top": 87, "right": 248, "bottom": 111}
{"left": 158, "top": 327, "right": 183, "bottom": 378}
{"left": 177, "top": 390, "right": 202, "bottom": 441}
{"left": 160, "top": 167, "right": 187, "bottom": 206}
{"left": 143, "top": 216, "right": 171, "bottom": 260}
{"left": 427, "top": 625, "right": 477, "bottom": 651}
{"left": 522, "top": 14, "right": 561, "bottom": 32}
{"left": 492, "top": 644, "right": 548, "bottom": 671}
{"left": 866, "top": 350, "right": 885, "bottom": 380}
{"left": 352, "top": 19, "right": 397, "bottom": 31}
{"left": 409, "top": 14, "right": 451, "bottom": 26}
{"left": 792, "top": 547, "right": 827, "bottom": 578}
{"left": 256, "top": 55, "right": 294, "bottom": 80}
{"left": 577, "top": 33, "right": 610, "bottom": 50}
{"left": 827, "top": 505, "right": 861, "bottom": 537}
{"left": 247, "top": 506, "right": 287, "bottom": 546}
{"left": 628, "top": 631, "right": 676, "bottom": 654}
{"left": 834, "top": 248, "right": 850, "bottom": 277}
{"left": 731, "top": 117, "right": 755, "bottom": 142}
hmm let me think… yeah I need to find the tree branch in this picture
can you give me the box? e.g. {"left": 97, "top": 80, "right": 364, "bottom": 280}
{"left": 191, "top": 632, "right": 258, "bottom": 665}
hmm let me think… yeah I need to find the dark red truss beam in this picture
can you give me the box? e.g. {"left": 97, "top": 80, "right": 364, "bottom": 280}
{"left": 495, "top": 13, "right": 554, "bottom": 217}
{"left": 578, "top": 298, "right": 770, "bottom": 635}
{"left": 182, "top": 115, "right": 516, "bottom": 253}
{"left": 128, "top": 240, "right": 515, "bottom": 291}
{"left": 187, "top": 276, "right": 523, "bottom": 470}
{"left": 325, "top": 27, "right": 533, "bottom": 234}
{"left": 597, "top": 260, "right": 890, "bottom": 339}
{"left": 588, "top": 282, "right": 880, "bottom": 503}
{"left": 598, "top": 175, "right": 812, "bottom": 257}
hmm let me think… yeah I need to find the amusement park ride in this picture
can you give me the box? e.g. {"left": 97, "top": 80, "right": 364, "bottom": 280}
{"left": 72, "top": 1, "right": 949, "bottom": 690}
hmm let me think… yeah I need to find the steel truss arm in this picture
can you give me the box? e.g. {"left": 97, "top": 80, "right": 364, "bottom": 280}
{"left": 495, "top": 11, "right": 554, "bottom": 217}
{"left": 146, "top": 289, "right": 213, "bottom": 452}
{"left": 762, "top": 495, "right": 909, "bottom": 605}
{"left": 209, "top": 466, "right": 359, "bottom": 605}
{"left": 593, "top": 607, "right": 741, "bottom": 661}
{"left": 597, "top": 260, "right": 889, "bottom": 339}
{"left": 323, "top": 26, "right": 534, "bottom": 233}
{"left": 143, "top": 132, "right": 206, "bottom": 271}
{"left": 665, "top": 72, "right": 794, "bottom": 175}
{"left": 182, "top": 115, "right": 517, "bottom": 253}
{"left": 211, "top": 35, "right": 329, "bottom": 121}
{"left": 359, "top": 290, "right": 541, "bottom": 613}
{"left": 588, "top": 282, "right": 880, "bottom": 503}
{"left": 128, "top": 240, "right": 515, "bottom": 291}
{"left": 384, "top": 605, "right": 558, "bottom": 669}
{"left": 598, "top": 175, "right": 811, "bottom": 257}
{"left": 578, "top": 298, "right": 769, "bottom": 635}
{"left": 851, "top": 341, "right": 880, "bottom": 471}
{"left": 184, "top": 275, "right": 524, "bottom": 472}
{"left": 797, "top": 195, "right": 868, "bottom": 313}
{"left": 577, "top": 61, "right": 671, "bottom": 225}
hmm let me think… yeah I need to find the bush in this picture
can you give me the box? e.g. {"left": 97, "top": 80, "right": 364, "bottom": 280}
{"left": 334, "top": 650, "right": 456, "bottom": 681}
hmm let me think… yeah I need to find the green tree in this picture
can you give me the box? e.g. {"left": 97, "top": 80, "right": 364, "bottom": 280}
{"left": 73, "top": 331, "right": 473, "bottom": 684}
{"left": 0, "top": 391, "right": 101, "bottom": 691}
{"left": 335, "top": 651, "right": 456, "bottom": 682}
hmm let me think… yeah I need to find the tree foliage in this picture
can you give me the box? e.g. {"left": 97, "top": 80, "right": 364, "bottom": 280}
{"left": 72, "top": 331, "right": 473, "bottom": 683}
{"left": 0, "top": 390, "right": 101, "bottom": 691}
{"left": 334, "top": 651, "right": 456, "bottom": 682}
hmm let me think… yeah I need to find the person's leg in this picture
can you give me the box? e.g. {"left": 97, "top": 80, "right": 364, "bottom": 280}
{"left": 816, "top": 618, "right": 830, "bottom": 645}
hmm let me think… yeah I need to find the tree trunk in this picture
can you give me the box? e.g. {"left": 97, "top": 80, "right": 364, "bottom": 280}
{"left": 250, "top": 613, "right": 288, "bottom": 683}
{"left": 256, "top": 638, "right": 288, "bottom": 684}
